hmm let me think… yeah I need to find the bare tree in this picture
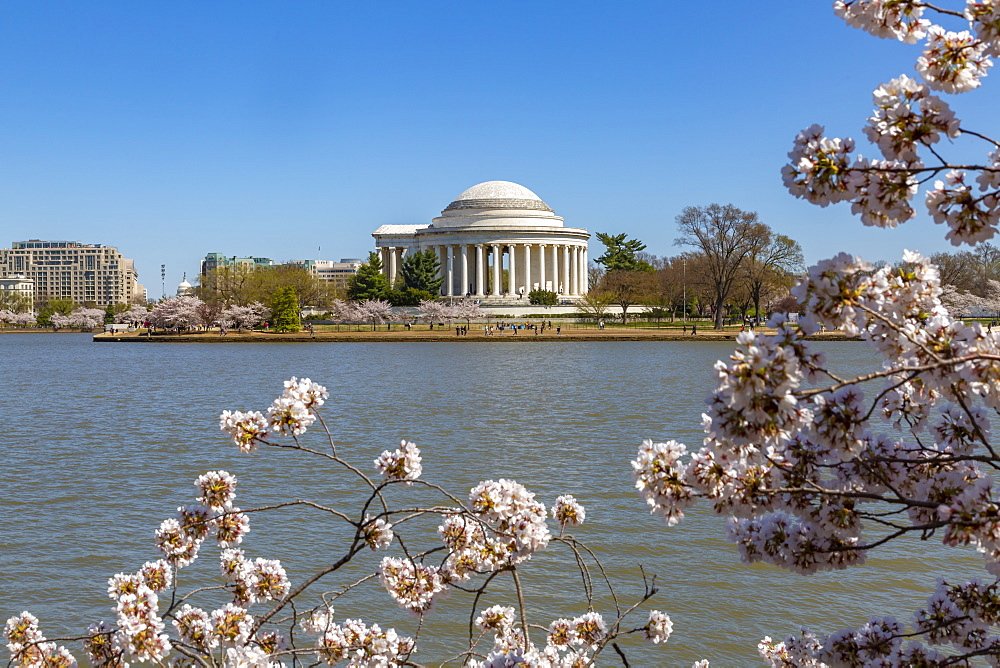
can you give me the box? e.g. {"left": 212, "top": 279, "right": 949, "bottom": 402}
{"left": 587, "top": 263, "right": 605, "bottom": 294}
{"left": 576, "top": 290, "right": 614, "bottom": 321}
{"left": 649, "top": 255, "right": 689, "bottom": 322}
{"left": 599, "top": 270, "right": 655, "bottom": 325}
{"left": 675, "top": 204, "right": 768, "bottom": 329}
{"left": 972, "top": 243, "right": 1000, "bottom": 298}
{"left": 197, "top": 264, "right": 327, "bottom": 308}
{"left": 930, "top": 250, "right": 978, "bottom": 292}
{"left": 743, "top": 233, "right": 804, "bottom": 321}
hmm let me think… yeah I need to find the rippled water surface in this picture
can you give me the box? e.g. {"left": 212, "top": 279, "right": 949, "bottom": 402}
{"left": 0, "top": 334, "right": 986, "bottom": 665}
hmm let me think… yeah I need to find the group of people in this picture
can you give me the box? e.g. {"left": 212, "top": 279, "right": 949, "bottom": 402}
{"left": 482, "top": 321, "right": 561, "bottom": 336}
{"left": 218, "top": 322, "right": 271, "bottom": 336}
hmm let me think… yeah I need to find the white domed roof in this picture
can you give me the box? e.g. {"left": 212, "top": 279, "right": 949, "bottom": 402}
{"left": 176, "top": 273, "right": 194, "bottom": 296}
{"left": 444, "top": 180, "right": 552, "bottom": 212}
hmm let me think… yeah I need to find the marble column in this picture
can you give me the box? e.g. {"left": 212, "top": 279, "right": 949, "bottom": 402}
{"left": 388, "top": 247, "right": 398, "bottom": 286}
{"left": 460, "top": 244, "right": 469, "bottom": 297}
{"left": 507, "top": 244, "right": 516, "bottom": 296}
{"left": 491, "top": 245, "right": 501, "bottom": 296}
{"left": 551, "top": 244, "right": 560, "bottom": 293}
{"left": 475, "top": 244, "right": 485, "bottom": 297}
{"left": 560, "top": 246, "right": 569, "bottom": 295}
{"left": 443, "top": 245, "right": 452, "bottom": 297}
{"left": 523, "top": 244, "right": 532, "bottom": 293}
{"left": 575, "top": 246, "right": 583, "bottom": 296}
{"left": 569, "top": 246, "right": 577, "bottom": 296}
{"left": 577, "top": 246, "right": 585, "bottom": 295}
{"left": 539, "top": 244, "right": 547, "bottom": 292}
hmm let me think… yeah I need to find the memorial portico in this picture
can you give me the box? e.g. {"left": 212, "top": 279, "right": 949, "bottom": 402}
{"left": 372, "top": 181, "right": 590, "bottom": 302}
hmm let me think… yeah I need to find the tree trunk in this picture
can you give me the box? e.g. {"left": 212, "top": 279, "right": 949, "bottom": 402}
{"left": 714, "top": 297, "right": 725, "bottom": 329}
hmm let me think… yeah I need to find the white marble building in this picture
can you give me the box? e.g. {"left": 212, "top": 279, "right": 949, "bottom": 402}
{"left": 372, "top": 181, "right": 589, "bottom": 301}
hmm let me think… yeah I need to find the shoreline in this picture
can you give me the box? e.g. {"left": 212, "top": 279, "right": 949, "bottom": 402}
{"left": 92, "top": 330, "right": 860, "bottom": 343}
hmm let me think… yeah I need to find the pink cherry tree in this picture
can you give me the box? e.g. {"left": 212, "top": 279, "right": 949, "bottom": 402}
{"left": 149, "top": 296, "right": 207, "bottom": 332}
{"left": 356, "top": 299, "right": 393, "bottom": 331}
{"left": 219, "top": 302, "right": 270, "bottom": 331}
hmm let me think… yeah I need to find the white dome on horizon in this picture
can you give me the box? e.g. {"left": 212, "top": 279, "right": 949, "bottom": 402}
{"left": 454, "top": 180, "right": 542, "bottom": 202}
{"left": 176, "top": 273, "right": 194, "bottom": 296}
{"left": 443, "top": 180, "right": 552, "bottom": 213}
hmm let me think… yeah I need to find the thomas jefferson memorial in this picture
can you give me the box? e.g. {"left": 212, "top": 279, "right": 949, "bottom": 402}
{"left": 372, "top": 181, "right": 590, "bottom": 301}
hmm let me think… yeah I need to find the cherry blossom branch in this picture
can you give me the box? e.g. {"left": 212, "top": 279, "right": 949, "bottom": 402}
{"left": 511, "top": 567, "right": 530, "bottom": 648}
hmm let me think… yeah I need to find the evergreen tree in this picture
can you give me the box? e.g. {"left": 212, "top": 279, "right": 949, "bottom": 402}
{"left": 347, "top": 252, "right": 390, "bottom": 301}
{"left": 594, "top": 233, "right": 654, "bottom": 272}
{"left": 104, "top": 303, "right": 128, "bottom": 324}
{"left": 269, "top": 286, "right": 301, "bottom": 332}
{"left": 399, "top": 249, "right": 444, "bottom": 294}
{"left": 387, "top": 287, "right": 437, "bottom": 307}
{"left": 528, "top": 289, "right": 558, "bottom": 306}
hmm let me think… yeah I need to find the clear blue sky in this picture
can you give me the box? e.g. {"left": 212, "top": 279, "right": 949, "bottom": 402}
{"left": 2, "top": 1, "right": 996, "bottom": 298}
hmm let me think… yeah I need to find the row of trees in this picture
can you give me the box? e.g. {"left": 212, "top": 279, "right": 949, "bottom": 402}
{"left": 132, "top": 294, "right": 297, "bottom": 333}
{"left": 0, "top": 310, "right": 36, "bottom": 326}
{"left": 587, "top": 206, "right": 805, "bottom": 327}
{"left": 195, "top": 264, "right": 341, "bottom": 310}
{"left": 321, "top": 298, "right": 486, "bottom": 330}
{"left": 0, "top": 300, "right": 142, "bottom": 330}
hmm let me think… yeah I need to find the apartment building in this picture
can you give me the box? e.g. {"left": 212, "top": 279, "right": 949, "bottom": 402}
{"left": 0, "top": 240, "right": 145, "bottom": 307}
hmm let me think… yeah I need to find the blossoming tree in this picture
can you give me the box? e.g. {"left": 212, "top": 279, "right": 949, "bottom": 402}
{"left": 50, "top": 308, "right": 105, "bottom": 331}
{"left": 634, "top": 2, "right": 1000, "bottom": 664}
{"left": 149, "top": 296, "right": 207, "bottom": 331}
{"left": 219, "top": 302, "right": 270, "bottom": 331}
{"left": 115, "top": 305, "right": 150, "bottom": 328}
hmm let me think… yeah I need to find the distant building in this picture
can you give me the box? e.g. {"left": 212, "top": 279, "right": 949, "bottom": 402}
{"left": 199, "top": 253, "right": 274, "bottom": 277}
{"left": 372, "top": 181, "right": 589, "bottom": 301}
{"left": 290, "top": 258, "right": 363, "bottom": 288}
{"left": 0, "top": 240, "right": 144, "bottom": 306}
{"left": 0, "top": 274, "right": 35, "bottom": 307}
{"left": 199, "top": 252, "right": 361, "bottom": 290}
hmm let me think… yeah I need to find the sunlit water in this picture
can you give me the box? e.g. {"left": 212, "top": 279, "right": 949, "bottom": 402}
{"left": 0, "top": 333, "right": 987, "bottom": 665}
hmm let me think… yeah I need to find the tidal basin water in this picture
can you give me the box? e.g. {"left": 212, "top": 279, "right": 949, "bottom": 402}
{"left": 0, "top": 333, "right": 987, "bottom": 665}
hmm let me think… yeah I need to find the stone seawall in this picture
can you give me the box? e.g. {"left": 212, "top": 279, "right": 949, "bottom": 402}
{"left": 94, "top": 330, "right": 860, "bottom": 343}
